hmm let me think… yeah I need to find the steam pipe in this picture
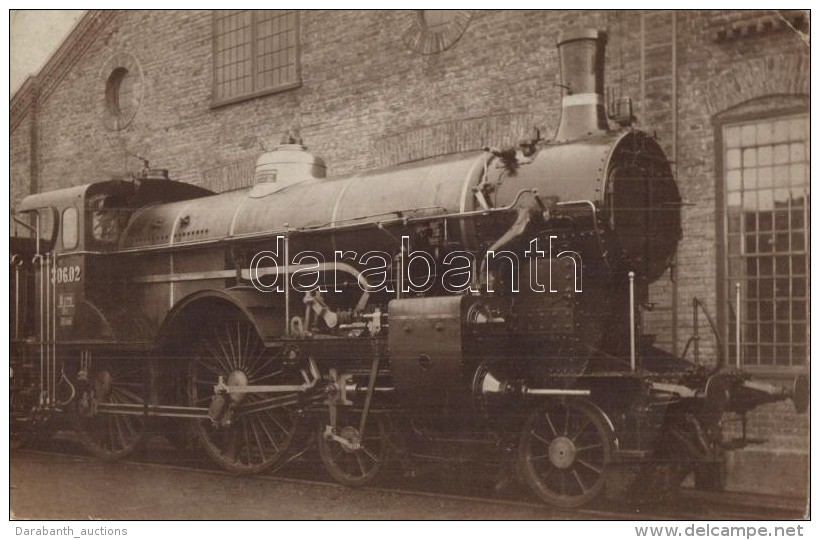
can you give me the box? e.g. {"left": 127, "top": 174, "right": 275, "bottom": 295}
{"left": 53, "top": 251, "right": 58, "bottom": 404}
{"left": 735, "top": 282, "right": 742, "bottom": 369}
{"left": 693, "top": 297, "right": 700, "bottom": 365}
{"left": 37, "top": 252, "right": 44, "bottom": 403}
{"left": 12, "top": 255, "right": 22, "bottom": 339}
{"left": 629, "top": 271, "right": 636, "bottom": 372}
{"left": 671, "top": 12, "right": 680, "bottom": 356}
{"left": 284, "top": 225, "right": 290, "bottom": 335}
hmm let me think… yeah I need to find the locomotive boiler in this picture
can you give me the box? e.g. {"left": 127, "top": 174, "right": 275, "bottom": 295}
{"left": 10, "top": 28, "right": 807, "bottom": 508}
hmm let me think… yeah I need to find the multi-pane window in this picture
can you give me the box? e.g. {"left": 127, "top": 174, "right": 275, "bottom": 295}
{"left": 213, "top": 10, "right": 299, "bottom": 104}
{"left": 723, "top": 114, "right": 809, "bottom": 368}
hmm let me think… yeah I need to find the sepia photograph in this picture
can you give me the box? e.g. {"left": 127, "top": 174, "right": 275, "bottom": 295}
{"left": 6, "top": 6, "right": 811, "bottom": 529}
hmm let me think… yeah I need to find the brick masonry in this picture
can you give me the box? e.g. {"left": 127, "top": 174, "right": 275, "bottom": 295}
{"left": 9, "top": 9, "right": 809, "bottom": 494}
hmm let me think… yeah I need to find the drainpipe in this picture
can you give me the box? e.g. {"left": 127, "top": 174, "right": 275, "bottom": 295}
{"left": 671, "top": 12, "right": 679, "bottom": 356}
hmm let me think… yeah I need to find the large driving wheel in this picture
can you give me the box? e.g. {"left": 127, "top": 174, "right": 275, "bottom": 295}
{"left": 519, "top": 398, "right": 613, "bottom": 508}
{"left": 188, "top": 317, "right": 299, "bottom": 474}
{"left": 69, "top": 357, "right": 152, "bottom": 460}
{"left": 318, "top": 408, "right": 388, "bottom": 487}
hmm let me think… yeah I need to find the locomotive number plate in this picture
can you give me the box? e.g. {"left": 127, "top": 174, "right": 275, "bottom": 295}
{"left": 52, "top": 265, "right": 82, "bottom": 284}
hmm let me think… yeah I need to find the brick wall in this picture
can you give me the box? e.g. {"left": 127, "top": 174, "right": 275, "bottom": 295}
{"left": 9, "top": 10, "right": 808, "bottom": 458}
{"left": 671, "top": 10, "right": 809, "bottom": 457}
{"left": 10, "top": 108, "right": 32, "bottom": 219}
{"left": 13, "top": 10, "right": 636, "bottom": 190}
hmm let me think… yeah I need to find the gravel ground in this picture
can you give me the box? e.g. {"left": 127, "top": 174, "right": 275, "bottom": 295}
{"left": 10, "top": 442, "right": 807, "bottom": 521}
{"left": 10, "top": 450, "right": 559, "bottom": 520}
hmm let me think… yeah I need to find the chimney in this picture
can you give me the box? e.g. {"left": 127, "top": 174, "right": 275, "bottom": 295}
{"left": 554, "top": 28, "right": 610, "bottom": 142}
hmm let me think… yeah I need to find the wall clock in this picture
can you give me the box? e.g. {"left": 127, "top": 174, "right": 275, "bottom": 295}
{"left": 402, "top": 10, "right": 473, "bottom": 55}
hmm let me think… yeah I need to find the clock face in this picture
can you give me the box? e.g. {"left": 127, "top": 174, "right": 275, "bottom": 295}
{"left": 402, "top": 10, "right": 473, "bottom": 55}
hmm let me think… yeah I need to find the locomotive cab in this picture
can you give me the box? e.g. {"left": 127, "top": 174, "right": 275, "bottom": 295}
{"left": 14, "top": 176, "right": 213, "bottom": 408}
{"left": 14, "top": 180, "right": 136, "bottom": 414}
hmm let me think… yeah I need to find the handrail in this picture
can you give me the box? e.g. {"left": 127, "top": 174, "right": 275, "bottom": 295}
{"left": 689, "top": 297, "right": 725, "bottom": 376}
{"left": 555, "top": 199, "right": 611, "bottom": 270}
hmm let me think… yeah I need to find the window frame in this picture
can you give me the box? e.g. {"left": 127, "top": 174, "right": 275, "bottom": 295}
{"left": 61, "top": 206, "right": 80, "bottom": 251}
{"left": 210, "top": 10, "right": 302, "bottom": 108}
{"left": 714, "top": 102, "right": 809, "bottom": 378}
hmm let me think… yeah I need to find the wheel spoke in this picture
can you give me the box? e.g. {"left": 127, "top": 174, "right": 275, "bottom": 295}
{"left": 575, "top": 443, "right": 603, "bottom": 453}
{"left": 236, "top": 322, "right": 243, "bottom": 369}
{"left": 249, "top": 367, "right": 283, "bottom": 383}
{"left": 572, "top": 419, "right": 592, "bottom": 442}
{"left": 529, "top": 453, "right": 551, "bottom": 461}
{"left": 226, "top": 323, "right": 238, "bottom": 369}
{"left": 195, "top": 359, "right": 221, "bottom": 375}
{"left": 360, "top": 444, "right": 379, "bottom": 463}
{"left": 249, "top": 417, "right": 266, "bottom": 462}
{"left": 264, "top": 409, "right": 289, "bottom": 434}
{"left": 243, "top": 349, "right": 265, "bottom": 375}
{"left": 224, "top": 425, "right": 239, "bottom": 464}
{"left": 530, "top": 429, "right": 552, "bottom": 447}
{"left": 104, "top": 415, "right": 114, "bottom": 449}
{"left": 113, "top": 369, "right": 141, "bottom": 380}
{"left": 572, "top": 468, "right": 586, "bottom": 491}
{"left": 540, "top": 466, "right": 554, "bottom": 481}
{"left": 564, "top": 404, "right": 570, "bottom": 435}
{"left": 544, "top": 411, "right": 558, "bottom": 437}
{"left": 576, "top": 458, "right": 602, "bottom": 474}
{"left": 255, "top": 415, "right": 280, "bottom": 452}
{"left": 354, "top": 452, "right": 367, "bottom": 476}
{"left": 207, "top": 340, "right": 234, "bottom": 374}
{"left": 112, "top": 386, "right": 144, "bottom": 404}
{"left": 210, "top": 331, "right": 232, "bottom": 371}
{"left": 114, "top": 415, "right": 128, "bottom": 450}
{"left": 241, "top": 418, "right": 253, "bottom": 464}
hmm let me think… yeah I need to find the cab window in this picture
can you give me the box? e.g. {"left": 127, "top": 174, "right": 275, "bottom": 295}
{"left": 62, "top": 207, "right": 79, "bottom": 250}
{"left": 22, "top": 207, "right": 58, "bottom": 252}
{"left": 89, "top": 194, "right": 127, "bottom": 244}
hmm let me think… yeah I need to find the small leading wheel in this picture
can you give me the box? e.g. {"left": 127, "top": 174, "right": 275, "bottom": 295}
{"left": 69, "top": 357, "right": 152, "bottom": 460}
{"left": 188, "top": 317, "right": 299, "bottom": 474}
{"left": 694, "top": 443, "right": 727, "bottom": 491}
{"left": 519, "top": 398, "right": 613, "bottom": 508}
{"left": 318, "top": 408, "right": 388, "bottom": 487}
{"left": 10, "top": 427, "right": 31, "bottom": 450}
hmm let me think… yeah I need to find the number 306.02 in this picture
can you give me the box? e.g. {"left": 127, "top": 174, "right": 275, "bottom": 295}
{"left": 52, "top": 265, "right": 82, "bottom": 283}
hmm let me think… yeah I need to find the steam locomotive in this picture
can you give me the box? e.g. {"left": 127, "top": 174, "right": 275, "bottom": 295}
{"left": 10, "top": 28, "right": 807, "bottom": 508}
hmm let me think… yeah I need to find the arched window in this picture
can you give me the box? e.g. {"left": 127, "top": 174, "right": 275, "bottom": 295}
{"left": 718, "top": 98, "right": 808, "bottom": 371}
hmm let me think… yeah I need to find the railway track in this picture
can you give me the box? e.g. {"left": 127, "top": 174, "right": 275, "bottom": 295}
{"left": 12, "top": 433, "right": 807, "bottom": 520}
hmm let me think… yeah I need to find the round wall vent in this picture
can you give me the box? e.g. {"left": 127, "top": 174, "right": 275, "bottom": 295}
{"left": 100, "top": 52, "right": 143, "bottom": 130}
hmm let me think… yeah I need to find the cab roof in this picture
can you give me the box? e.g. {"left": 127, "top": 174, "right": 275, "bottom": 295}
{"left": 18, "top": 178, "right": 213, "bottom": 213}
